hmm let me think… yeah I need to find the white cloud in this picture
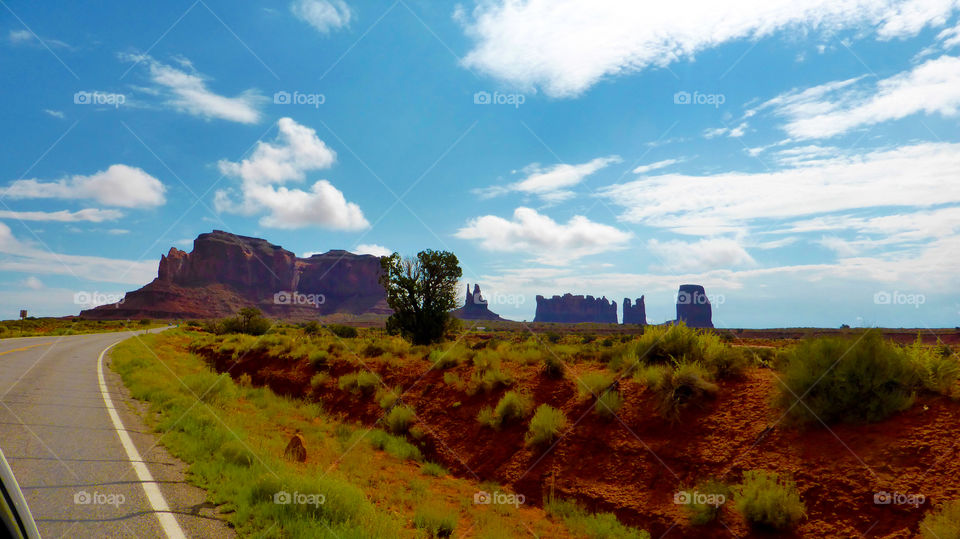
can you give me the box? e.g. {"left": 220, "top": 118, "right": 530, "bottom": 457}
{"left": 2, "top": 164, "right": 166, "bottom": 208}
{"left": 632, "top": 158, "right": 681, "bottom": 174}
{"left": 939, "top": 20, "right": 960, "bottom": 47}
{"left": 762, "top": 55, "right": 960, "bottom": 139}
{"left": 291, "top": 0, "right": 352, "bottom": 33}
{"left": 475, "top": 156, "right": 621, "bottom": 202}
{"left": 352, "top": 243, "right": 392, "bottom": 257}
{"left": 458, "top": 0, "right": 960, "bottom": 97}
{"left": 598, "top": 142, "right": 960, "bottom": 232}
{"left": 455, "top": 207, "right": 632, "bottom": 264}
{"left": 0, "top": 208, "right": 124, "bottom": 222}
{"left": 0, "top": 223, "right": 155, "bottom": 285}
{"left": 43, "top": 109, "right": 65, "bottom": 119}
{"left": 8, "top": 29, "right": 33, "bottom": 43}
{"left": 126, "top": 54, "right": 263, "bottom": 124}
{"left": 704, "top": 123, "right": 747, "bottom": 139}
{"left": 647, "top": 237, "right": 756, "bottom": 272}
{"left": 22, "top": 276, "right": 43, "bottom": 290}
{"left": 215, "top": 118, "right": 368, "bottom": 230}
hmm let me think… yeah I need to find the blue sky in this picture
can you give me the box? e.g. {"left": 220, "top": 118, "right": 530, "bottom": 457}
{"left": 1, "top": 0, "right": 959, "bottom": 327}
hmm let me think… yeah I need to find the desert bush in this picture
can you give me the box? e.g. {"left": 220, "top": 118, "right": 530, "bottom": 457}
{"left": 735, "top": 470, "right": 805, "bottom": 530}
{"left": 635, "top": 323, "right": 703, "bottom": 364}
{"left": 775, "top": 330, "right": 916, "bottom": 425}
{"left": 420, "top": 462, "right": 448, "bottom": 477}
{"left": 221, "top": 308, "right": 272, "bottom": 336}
{"left": 545, "top": 497, "right": 649, "bottom": 539}
{"left": 489, "top": 391, "right": 533, "bottom": 426}
{"left": 920, "top": 499, "right": 960, "bottom": 539}
{"left": 182, "top": 371, "right": 237, "bottom": 406}
{"left": 474, "top": 367, "right": 513, "bottom": 393}
{"left": 309, "top": 372, "right": 329, "bottom": 391}
{"left": 338, "top": 371, "right": 380, "bottom": 395}
{"left": 376, "top": 386, "right": 403, "bottom": 409}
{"left": 429, "top": 346, "right": 469, "bottom": 369}
{"left": 594, "top": 390, "right": 624, "bottom": 418}
{"left": 218, "top": 439, "right": 254, "bottom": 467}
{"left": 545, "top": 331, "right": 562, "bottom": 344}
{"left": 640, "top": 361, "right": 718, "bottom": 419}
{"left": 543, "top": 353, "right": 565, "bottom": 377}
{"left": 681, "top": 479, "right": 730, "bottom": 525}
{"left": 526, "top": 404, "right": 567, "bottom": 446}
{"left": 385, "top": 405, "right": 416, "bottom": 433}
{"left": 328, "top": 324, "right": 358, "bottom": 338}
{"left": 634, "top": 364, "right": 670, "bottom": 389}
{"left": 308, "top": 349, "right": 328, "bottom": 369}
{"left": 577, "top": 371, "right": 615, "bottom": 399}
{"left": 367, "top": 430, "right": 422, "bottom": 461}
{"left": 413, "top": 505, "right": 456, "bottom": 537}
{"left": 361, "top": 342, "right": 385, "bottom": 358}
{"left": 908, "top": 336, "right": 960, "bottom": 396}
{"left": 476, "top": 406, "right": 497, "bottom": 427}
{"left": 302, "top": 320, "right": 321, "bottom": 335}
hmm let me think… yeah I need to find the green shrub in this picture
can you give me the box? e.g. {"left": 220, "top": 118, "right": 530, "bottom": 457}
{"left": 545, "top": 498, "right": 649, "bottom": 539}
{"left": 420, "top": 462, "right": 448, "bottom": 477}
{"left": 476, "top": 406, "right": 497, "bottom": 428}
{"left": 644, "top": 361, "right": 718, "bottom": 419}
{"left": 476, "top": 367, "right": 512, "bottom": 393}
{"left": 635, "top": 323, "right": 702, "bottom": 364}
{"left": 361, "top": 342, "right": 385, "bottom": 358}
{"left": 545, "top": 331, "right": 562, "bottom": 344}
{"left": 681, "top": 479, "right": 730, "bottom": 525}
{"left": 526, "top": 404, "right": 567, "bottom": 446}
{"left": 486, "top": 391, "right": 533, "bottom": 426}
{"left": 908, "top": 336, "right": 960, "bottom": 396}
{"left": 328, "top": 324, "right": 358, "bottom": 338}
{"left": 218, "top": 439, "right": 255, "bottom": 467}
{"left": 308, "top": 349, "right": 329, "bottom": 369}
{"left": 542, "top": 353, "right": 565, "bottom": 377}
{"left": 775, "top": 331, "right": 916, "bottom": 425}
{"left": 413, "top": 505, "right": 456, "bottom": 537}
{"left": 182, "top": 371, "right": 237, "bottom": 406}
{"left": 338, "top": 371, "right": 380, "bottom": 395}
{"left": 367, "top": 430, "right": 422, "bottom": 461}
{"left": 595, "top": 390, "right": 624, "bottom": 418}
{"left": 920, "top": 499, "right": 960, "bottom": 539}
{"left": 302, "top": 320, "right": 321, "bottom": 335}
{"left": 577, "top": 371, "right": 615, "bottom": 399}
{"left": 385, "top": 405, "right": 416, "bottom": 433}
{"left": 735, "top": 470, "right": 805, "bottom": 530}
{"left": 429, "top": 346, "right": 468, "bottom": 369}
{"left": 376, "top": 386, "right": 402, "bottom": 409}
{"left": 309, "top": 372, "right": 329, "bottom": 391}
{"left": 634, "top": 364, "right": 670, "bottom": 389}
{"left": 220, "top": 308, "right": 272, "bottom": 336}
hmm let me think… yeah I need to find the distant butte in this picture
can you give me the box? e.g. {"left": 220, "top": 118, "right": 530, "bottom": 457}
{"left": 80, "top": 230, "right": 390, "bottom": 320}
{"left": 452, "top": 284, "right": 506, "bottom": 321}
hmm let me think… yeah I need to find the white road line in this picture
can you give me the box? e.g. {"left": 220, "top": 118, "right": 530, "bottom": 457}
{"left": 97, "top": 341, "right": 187, "bottom": 539}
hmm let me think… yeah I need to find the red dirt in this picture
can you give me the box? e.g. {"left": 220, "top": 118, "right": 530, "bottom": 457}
{"left": 195, "top": 344, "right": 960, "bottom": 538}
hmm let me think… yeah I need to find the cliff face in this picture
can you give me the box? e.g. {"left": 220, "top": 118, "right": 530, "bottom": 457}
{"left": 622, "top": 296, "right": 647, "bottom": 325}
{"left": 81, "top": 230, "right": 389, "bottom": 320}
{"left": 452, "top": 284, "right": 505, "bottom": 321}
{"left": 676, "top": 284, "right": 713, "bottom": 328}
{"left": 534, "top": 294, "right": 617, "bottom": 324}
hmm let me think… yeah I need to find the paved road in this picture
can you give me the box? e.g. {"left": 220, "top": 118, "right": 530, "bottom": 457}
{"left": 0, "top": 330, "right": 234, "bottom": 539}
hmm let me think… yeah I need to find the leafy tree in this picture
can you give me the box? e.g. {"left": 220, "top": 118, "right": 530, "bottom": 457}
{"left": 379, "top": 250, "right": 462, "bottom": 345}
{"left": 221, "top": 307, "right": 272, "bottom": 335}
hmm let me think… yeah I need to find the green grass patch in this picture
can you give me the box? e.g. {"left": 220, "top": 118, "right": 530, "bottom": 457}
{"left": 734, "top": 470, "right": 805, "bottom": 530}
{"left": 545, "top": 497, "right": 649, "bottom": 538}
{"left": 920, "top": 499, "right": 960, "bottom": 539}
{"left": 525, "top": 404, "right": 567, "bottom": 446}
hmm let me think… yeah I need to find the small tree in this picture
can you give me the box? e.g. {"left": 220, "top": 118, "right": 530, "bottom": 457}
{"left": 379, "top": 250, "right": 462, "bottom": 345}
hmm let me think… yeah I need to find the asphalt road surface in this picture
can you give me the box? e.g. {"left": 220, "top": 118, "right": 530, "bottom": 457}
{"left": 0, "top": 330, "right": 234, "bottom": 539}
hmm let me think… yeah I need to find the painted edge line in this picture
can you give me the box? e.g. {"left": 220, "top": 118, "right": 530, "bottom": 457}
{"left": 97, "top": 341, "right": 187, "bottom": 539}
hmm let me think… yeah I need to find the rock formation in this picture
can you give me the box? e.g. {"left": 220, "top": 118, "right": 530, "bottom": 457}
{"left": 675, "top": 284, "right": 713, "bottom": 328}
{"left": 622, "top": 296, "right": 647, "bottom": 325}
{"left": 80, "top": 230, "right": 390, "bottom": 320}
{"left": 452, "top": 284, "right": 505, "bottom": 321}
{"left": 534, "top": 294, "right": 617, "bottom": 324}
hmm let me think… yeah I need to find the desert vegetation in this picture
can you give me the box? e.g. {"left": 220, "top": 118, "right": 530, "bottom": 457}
{"left": 0, "top": 316, "right": 161, "bottom": 337}
{"left": 117, "top": 316, "right": 960, "bottom": 536}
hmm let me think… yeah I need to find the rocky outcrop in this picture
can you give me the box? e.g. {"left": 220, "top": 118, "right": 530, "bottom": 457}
{"left": 80, "top": 230, "right": 390, "bottom": 320}
{"left": 452, "top": 284, "right": 505, "bottom": 321}
{"left": 676, "top": 284, "right": 713, "bottom": 328}
{"left": 534, "top": 294, "right": 617, "bottom": 324}
{"left": 622, "top": 297, "right": 647, "bottom": 325}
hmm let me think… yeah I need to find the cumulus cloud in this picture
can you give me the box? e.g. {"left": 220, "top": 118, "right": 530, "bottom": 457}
{"left": 291, "top": 0, "right": 352, "bottom": 33}
{"left": 2, "top": 164, "right": 166, "bottom": 208}
{"left": 598, "top": 142, "right": 960, "bottom": 232}
{"left": 215, "top": 117, "right": 368, "bottom": 230}
{"left": 760, "top": 55, "right": 960, "bottom": 139}
{"left": 457, "top": 0, "right": 960, "bottom": 97}
{"left": 475, "top": 156, "right": 621, "bottom": 202}
{"left": 647, "top": 237, "right": 756, "bottom": 272}
{"left": 0, "top": 208, "right": 124, "bottom": 222}
{"left": 125, "top": 54, "right": 263, "bottom": 124}
{"left": 352, "top": 243, "right": 392, "bottom": 257}
{"left": 455, "top": 207, "right": 631, "bottom": 264}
